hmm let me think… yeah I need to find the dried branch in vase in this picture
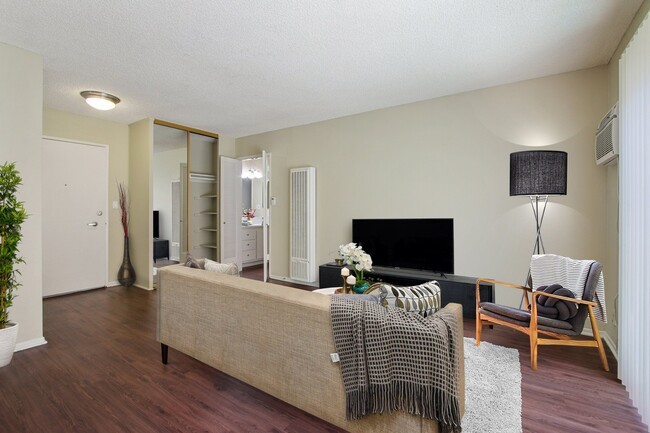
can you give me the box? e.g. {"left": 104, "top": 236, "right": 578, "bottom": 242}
{"left": 117, "top": 182, "right": 129, "bottom": 237}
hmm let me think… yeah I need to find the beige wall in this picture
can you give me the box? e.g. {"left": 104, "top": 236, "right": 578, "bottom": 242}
{"left": 129, "top": 119, "right": 154, "bottom": 289}
{"left": 236, "top": 66, "right": 611, "bottom": 331}
{"left": 219, "top": 135, "right": 237, "bottom": 157}
{"left": 43, "top": 109, "right": 130, "bottom": 284}
{"left": 0, "top": 42, "right": 44, "bottom": 347}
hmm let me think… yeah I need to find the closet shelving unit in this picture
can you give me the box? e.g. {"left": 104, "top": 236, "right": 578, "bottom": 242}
{"left": 190, "top": 175, "right": 218, "bottom": 258}
{"left": 199, "top": 191, "right": 219, "bottom": 250}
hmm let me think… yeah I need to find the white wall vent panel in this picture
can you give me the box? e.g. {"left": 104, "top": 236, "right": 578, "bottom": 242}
{"left": 595, "top": 103, "right": 619, "bottom": 166}
{"left": 290, "top": 167, "right": 316, "bottom": 282}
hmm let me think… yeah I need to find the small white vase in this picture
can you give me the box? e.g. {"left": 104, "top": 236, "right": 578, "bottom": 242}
{"left": 0, "top": 322, "right": 19, "bottom": 368}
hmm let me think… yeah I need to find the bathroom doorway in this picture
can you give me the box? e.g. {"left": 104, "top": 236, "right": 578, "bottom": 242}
{"left": 241, "top": 153, "right": 271, "bottom": 281}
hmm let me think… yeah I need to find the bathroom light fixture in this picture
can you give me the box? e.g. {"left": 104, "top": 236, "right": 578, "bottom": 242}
{"left": 80, "top": 90, "right": 121, "bottom": 110}
{"left": 241, "top": 169, "right": 262, "bottom": 179}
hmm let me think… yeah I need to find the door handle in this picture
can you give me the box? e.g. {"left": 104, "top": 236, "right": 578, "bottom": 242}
{"left": 87, "top": 222, "right": 98, "bottom": 227}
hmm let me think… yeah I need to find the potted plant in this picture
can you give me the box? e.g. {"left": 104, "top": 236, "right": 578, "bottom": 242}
{"left": 0, "top": 162, "right": 28, "bottom": 368}
{"left": 338, "top": 242, "right": 373, "bottom": 293}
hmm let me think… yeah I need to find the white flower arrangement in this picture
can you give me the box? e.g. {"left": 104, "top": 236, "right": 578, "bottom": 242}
{"left": 338, "top": 242, "right": 373, "bottom": 285}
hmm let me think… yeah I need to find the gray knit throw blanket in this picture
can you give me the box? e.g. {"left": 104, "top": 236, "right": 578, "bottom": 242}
{"left": 330, "top": 297, "right": 462, "bottom": 433}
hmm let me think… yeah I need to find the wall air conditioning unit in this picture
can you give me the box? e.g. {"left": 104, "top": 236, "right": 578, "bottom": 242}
{"left": 595, "top": 103, "right": 619, "bottom": 166}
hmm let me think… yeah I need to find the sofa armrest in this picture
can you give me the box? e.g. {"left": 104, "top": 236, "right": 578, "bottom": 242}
{"left": 443, "top": 302, "right": 465, "bottom": 417}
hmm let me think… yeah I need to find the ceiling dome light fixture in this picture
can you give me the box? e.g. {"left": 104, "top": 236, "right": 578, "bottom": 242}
{"left": 80, "top": 90, "right": 121, "bottom": 110}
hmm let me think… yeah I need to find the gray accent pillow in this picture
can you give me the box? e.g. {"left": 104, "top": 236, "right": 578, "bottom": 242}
{"left": 367, "top": 280, "right": 442, "bottom": 317}
{"left": 184, "top": 254, "right": 202, "bottom": 269}
{"left": 533, "top": 284, "right": 578, "bottom": 321}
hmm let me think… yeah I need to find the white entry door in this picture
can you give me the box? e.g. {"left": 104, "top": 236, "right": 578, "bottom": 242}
{"left": 42, "top": 138, "right": 108, "bottom": 296}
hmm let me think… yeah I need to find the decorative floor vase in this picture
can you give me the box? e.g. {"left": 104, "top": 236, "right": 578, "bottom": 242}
{"left": 0, "top": 322, "right": 18, "bottom": 368}
{"left": 118, "top": 236, "right": 136, "bottom": 287}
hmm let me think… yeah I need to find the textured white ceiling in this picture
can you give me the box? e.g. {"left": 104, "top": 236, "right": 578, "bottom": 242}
{"left": 0, "top": 1, "right": 642, "bottom": 137}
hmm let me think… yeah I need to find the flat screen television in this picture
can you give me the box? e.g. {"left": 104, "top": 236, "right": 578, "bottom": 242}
{"left": 352, "top": 218, "right": 454, "bottom": 274}
{"left": 153, "top": 210, "right": 160, "bottom": 239}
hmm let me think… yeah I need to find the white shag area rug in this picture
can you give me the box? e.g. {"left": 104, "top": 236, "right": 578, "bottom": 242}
{"left": 462, "top": 337, "right": 522, "bottom": 433}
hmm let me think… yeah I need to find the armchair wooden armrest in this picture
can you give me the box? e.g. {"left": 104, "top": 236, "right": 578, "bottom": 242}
{"left": 475, "top": 278, "right": 532, "bottom": 310}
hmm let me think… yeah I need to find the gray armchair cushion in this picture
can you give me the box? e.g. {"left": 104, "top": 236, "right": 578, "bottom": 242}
{"left": 479, "top": 302, "right": 574, "bottom": 331}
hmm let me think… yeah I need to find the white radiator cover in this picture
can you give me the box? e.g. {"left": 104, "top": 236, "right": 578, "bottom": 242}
{"left": 290, "top": 167, "right": 316, "bottom": 282}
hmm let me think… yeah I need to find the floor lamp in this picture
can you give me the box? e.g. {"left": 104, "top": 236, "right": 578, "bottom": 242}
{"left": 510, "top": 150, "right": 567, "bottom": 304}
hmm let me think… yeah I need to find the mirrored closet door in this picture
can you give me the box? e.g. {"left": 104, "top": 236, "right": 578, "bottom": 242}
{"left": 152, "top": 121, "right": 219, "bottom": 273}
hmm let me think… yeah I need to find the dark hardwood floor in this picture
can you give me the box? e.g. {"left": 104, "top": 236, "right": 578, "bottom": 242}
{"left": 467, "top": 320, "right": 647, "bottom": 433}
{"left": 0, "top": 271, "right": 646, "bottom": 433}
{"left": 0, "top": 285, "right": 344, "bottom": 433}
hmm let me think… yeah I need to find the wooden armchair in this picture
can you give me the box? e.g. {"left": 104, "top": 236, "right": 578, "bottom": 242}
{"left": 475, "top": 259, "right": 609, "bottom": 371}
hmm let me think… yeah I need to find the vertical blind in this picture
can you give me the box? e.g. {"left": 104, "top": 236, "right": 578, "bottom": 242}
{"left": 619, "top": 11, "right": 650, "bottom": 426}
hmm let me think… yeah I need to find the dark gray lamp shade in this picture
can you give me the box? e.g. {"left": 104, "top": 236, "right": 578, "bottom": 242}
{"left": 510, "top": 151, "right": 568, "bottom": 196}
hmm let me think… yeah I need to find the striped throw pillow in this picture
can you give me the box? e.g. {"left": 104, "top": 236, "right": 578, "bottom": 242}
{"left": 204, "top": 258, "right": 239, "bottom": 276}
{"left": 368, "top": 281, "right": 442, "bottom": 317}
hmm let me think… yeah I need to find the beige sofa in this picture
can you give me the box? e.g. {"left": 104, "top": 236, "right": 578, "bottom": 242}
{"left": 157, "top": 265, "right": 465, "bottom": 433}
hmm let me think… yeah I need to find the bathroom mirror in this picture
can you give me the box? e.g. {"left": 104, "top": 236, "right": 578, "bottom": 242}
{"left": 241, "top": 158, "right": 263, "bottom": 225}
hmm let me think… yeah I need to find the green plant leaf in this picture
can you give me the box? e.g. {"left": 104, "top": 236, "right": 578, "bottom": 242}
{"left": 0, "top": 162, "right": 28, "bottom": 326}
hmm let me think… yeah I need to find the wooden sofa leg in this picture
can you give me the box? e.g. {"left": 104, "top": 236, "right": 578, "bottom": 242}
{"left": 476, "top": 314, "right": 482, "bottom": 346}
{"left": 161, "top": 343, "right": 169, "bottom": 365}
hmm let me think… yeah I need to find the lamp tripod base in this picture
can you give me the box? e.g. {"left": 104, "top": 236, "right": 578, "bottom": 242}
{"left": 519, "top": 195, "right": 548, "bottom": 308}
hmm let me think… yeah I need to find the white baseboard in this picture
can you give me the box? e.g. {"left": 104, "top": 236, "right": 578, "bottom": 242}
{"left": 15, "top": 337, "right": 47, "bottom": 352}
{"left": 269, "top": 274, "right": 319, "bottom": 288}
{"left": 581, "top": 328, "right": 618, "bottom": 362}
{"left": 107, "top": 280, "right": 154, "bottom": 291}
{"left": 602, "top": 332, "right": 618, "bottom": 362}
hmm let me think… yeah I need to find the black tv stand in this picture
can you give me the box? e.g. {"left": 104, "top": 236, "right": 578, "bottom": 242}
{"left": 153, "top": 238, "right": 169, "bottom": 262}
{"left": 318, "top": 263, "right": 494, "bottom": 319}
